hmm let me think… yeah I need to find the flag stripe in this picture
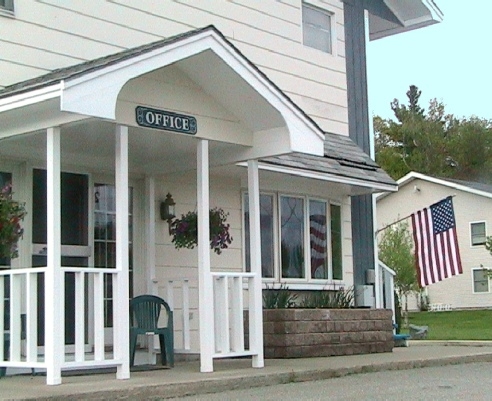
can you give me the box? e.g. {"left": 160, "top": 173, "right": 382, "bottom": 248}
{"left": 411, "top": 196, "right": 462, "bottom": 287}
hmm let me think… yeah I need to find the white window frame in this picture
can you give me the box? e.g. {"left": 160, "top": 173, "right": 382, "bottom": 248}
{"left": 242, "top": 191, "right": 343, "bottom": 287}
{"left": 470, "top": 221, "right": 487, "bottom": 247}
{"left": 0, "top": 0, "right": 14, "bottom": 16}
{"left": 472, "top": 267, "right": 490, "bottom": 294}
{"left": 301, "top": 1, "right": 336, "bottom": 55}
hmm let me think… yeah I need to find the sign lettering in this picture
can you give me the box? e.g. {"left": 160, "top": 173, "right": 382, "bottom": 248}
{"left": 136, "top": 106, "right": 197, "bottom": 135}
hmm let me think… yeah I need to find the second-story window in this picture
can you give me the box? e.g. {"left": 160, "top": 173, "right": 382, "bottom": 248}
{"left": 302, "top": 2, "right": 333, "bottom": 54}
{"left": 0, "top": 0, "right": 14, "bottom": 12}
{"left": 470, "top": 221, "right": 486, "bottom": 246}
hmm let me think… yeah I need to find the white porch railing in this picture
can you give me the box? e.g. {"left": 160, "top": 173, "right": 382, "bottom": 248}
{"left": 0, "top": 267, "right": 123, "bottom": 372}
{"left": 60, "top": 267, "right": 122, "bottom": 369}
{"left": 211, "top": 272, "right": 256, "bottom": 359}
{"left": 378, "top": 261, "right": 396, "bottom": 321}
{"left": 0, "top": 267, "right": 45, "bottom": 370}
{"left": 164, "top": 279, "right": 193, "bottom": 352}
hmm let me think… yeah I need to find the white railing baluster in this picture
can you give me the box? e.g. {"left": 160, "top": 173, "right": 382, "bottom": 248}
{"left": 221, "top": 276, "right": 230, "bottom": 353}
{"left": 0, "top": 275, "right": 4, "bottom": 362}
{"left": 26, "top": 272, "right": 38, "bottom": 362}
{"left": 230, "top": 276, "right": 244, "bottom": 352}
{"left": 94, "top": 271, "right": 105, "bottom": 361}
{"left": 182, "top": 280, "right": 190, "bottom": 351}
{"left": 75, "top": 271, "right": 85, "bottom": 362}
{"left": 213, "top": 277, "right": 221, "bottom": 352}
{"left": 10, "top": 274, "right": 21, "bottom": 362}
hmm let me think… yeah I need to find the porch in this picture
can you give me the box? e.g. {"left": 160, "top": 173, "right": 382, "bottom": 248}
{"left": 2, "top": 343, "right": 492, "bottom": 400}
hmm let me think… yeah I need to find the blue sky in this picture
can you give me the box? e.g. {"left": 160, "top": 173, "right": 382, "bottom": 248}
{"left": 367, "top": 1, "right": 492, "bottom": 121}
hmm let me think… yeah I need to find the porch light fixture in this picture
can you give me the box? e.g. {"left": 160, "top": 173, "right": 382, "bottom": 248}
{"left": 160, "top": 193, "right": 176, "bottom": 233}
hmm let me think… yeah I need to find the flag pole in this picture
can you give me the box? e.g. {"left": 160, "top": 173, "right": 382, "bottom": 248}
{"left": 376, "top": 194, "right": 456, "bottom": 236}
{"left": 375, "top": 214, "right": 412, "bottom": 236}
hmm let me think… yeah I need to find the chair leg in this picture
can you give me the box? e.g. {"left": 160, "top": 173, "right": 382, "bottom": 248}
{"left": 130, "top": 331, "right": 138, "bottom": 367}
{"left": 165, "top": 332, "right": 174, "bottom": 367}
{"left": 158, "top": 334, "right": 167, "bottom": 366}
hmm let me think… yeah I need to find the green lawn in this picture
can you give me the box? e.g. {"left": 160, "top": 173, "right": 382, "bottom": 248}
{"left": 402, "top": 310, "right": 492, "bottom": 340}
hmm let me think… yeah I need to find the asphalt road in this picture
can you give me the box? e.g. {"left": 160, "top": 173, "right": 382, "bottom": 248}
{"left": 170, "top": 362, "right": 492, "bottom": 400}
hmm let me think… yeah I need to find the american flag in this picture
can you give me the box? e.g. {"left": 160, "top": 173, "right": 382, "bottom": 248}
{"left": 411, "top": 196, "right": 463, "bottom": 287}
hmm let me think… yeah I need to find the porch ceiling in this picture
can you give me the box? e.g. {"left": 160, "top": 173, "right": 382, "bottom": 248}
{"left": 0, "top": 119, "right": 243, "bottom": 175}
{"left": 0, "top": 26, "right": 325, "bottom": 160}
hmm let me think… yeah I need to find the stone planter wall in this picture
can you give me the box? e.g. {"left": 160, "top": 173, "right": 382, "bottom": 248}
{"left": 263, "top": 308, "right": 393, "bottom": 358}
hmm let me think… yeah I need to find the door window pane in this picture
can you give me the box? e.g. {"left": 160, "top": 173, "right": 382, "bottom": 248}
{"left": 280, "top": 196, "right": 304, "bottom": 279}
{"left": 244, "top": 194, "right": 274, "bottom": 278}
{"left": 310, "top": 200, "right": 328, "bottom": 279}
{"left": 331, "top": 204, "right": 343, "bottom": 280}
{"left": 94, "top": 184, "right": 133, "bottom": 327}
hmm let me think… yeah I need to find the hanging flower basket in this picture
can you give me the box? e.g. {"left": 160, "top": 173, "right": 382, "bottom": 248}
{"left": 170, "top": 207, "right": 233, "bottom": 255}
{"left": 0, "top": 184, "right": 27, "bottom": 259}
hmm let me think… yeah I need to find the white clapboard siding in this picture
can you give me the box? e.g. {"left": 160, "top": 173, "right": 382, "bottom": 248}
{"left": 1, "top": 0, "right": 349, "bottom": 133}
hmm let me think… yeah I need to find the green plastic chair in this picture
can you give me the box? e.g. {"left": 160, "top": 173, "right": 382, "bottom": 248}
{"left": 129, "top": 295, "right": 174, "bottom": 367}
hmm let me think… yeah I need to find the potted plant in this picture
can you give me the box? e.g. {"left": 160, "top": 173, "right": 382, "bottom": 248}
{"left": 0, "top": 184, "right": 27, "bottom": 259}
{"left": 170, "top": 207, "right": 232, "bottom": 255}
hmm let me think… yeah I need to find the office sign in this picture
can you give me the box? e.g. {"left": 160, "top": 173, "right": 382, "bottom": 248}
{"left": 136, "top": 106, "right": 197, "bottom": 135}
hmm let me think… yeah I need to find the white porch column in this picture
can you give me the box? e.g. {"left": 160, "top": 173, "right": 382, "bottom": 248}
{"left": 114, "top": 125, "right": 130, "bottom": 379}
{"left": 247, "top": 160, "right": 264, "bottom": 368}
{"left": 45, "top": 127, "right": 63, "bottom": 385}
{"left": 197, "top": 139, "right": 214, "bottom": 372}
{"left": 145, "top": 176, "right": 157, "bottom": 295}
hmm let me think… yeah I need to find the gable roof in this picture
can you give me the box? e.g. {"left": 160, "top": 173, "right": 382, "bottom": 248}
{"left": 260, "top": 132, "right": 397, "bottom": 192}
{"left": 377, "top": 171, "right": 492, "bottom": 201}
{"left": 0, "top": 24, "right": 327, "bottom": 157}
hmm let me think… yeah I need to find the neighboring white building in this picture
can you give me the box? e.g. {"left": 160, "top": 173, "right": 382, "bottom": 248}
{"left": 377, "top": 171, "right": 492, "bottom": 311}
{"left": 0, "top": 0, "right": 441, "bottom": 385}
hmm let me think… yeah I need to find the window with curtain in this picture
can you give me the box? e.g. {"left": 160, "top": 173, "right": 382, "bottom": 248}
{"left": 302, "top": 2, "right": 333, "bottom": 54}
{"left": 473, "top": 268, "right": 489, "bottom": 293}
{"left": 0, "top": 0, "right": 14, "bottom": 12}
{"left": 243, "top": 192, "right": 343, "bottom": 283}
{"left": 243, "top": 193, "right": 275, "bottom": 278}
{"left": 470, "top": 222, "right": 486, "bottom": 246}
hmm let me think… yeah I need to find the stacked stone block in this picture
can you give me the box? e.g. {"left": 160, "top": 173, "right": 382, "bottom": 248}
{"left": 263, "top": 309, "right": 393, "bottom": 358}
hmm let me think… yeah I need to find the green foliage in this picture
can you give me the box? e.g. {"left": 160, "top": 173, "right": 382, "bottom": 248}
{"left": 0, "top": 184, "right": 27, "bottom": 259}
{"left": 263, "top": 284, "right": 298, "bottom": 309}
{"left": 378, "top": 221, "right": 417, "bottom": 302}
{"left": 404, "top": 310, "right": 492, "bottom": 340}
{"left": 170, "top": 207, "right": 232, "bottom": 255}
{"left": 482, "top": 237, "right": 492, "bottom": 278}
{"left": 374, "top": 85, "right": 492, "bottom": 182}
{"left": 299, "top": 286, "right": 354, "bottom": 309}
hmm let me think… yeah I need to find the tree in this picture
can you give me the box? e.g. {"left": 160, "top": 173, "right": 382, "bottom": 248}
{"left": 378, "top": 221, "right": 417, "bottom": 325}
{"left": 374, "top": 85, "right": 492, "bottom": 182}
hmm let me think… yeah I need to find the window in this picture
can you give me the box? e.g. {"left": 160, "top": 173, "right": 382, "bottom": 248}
{"left": 302, "top": 2, "right": 333, "bottom": 54}
{"left": 473, "top": 268, "right": 489, "bottom": 293}
{"left": 331, "top": 204, "right": 343, "bottom": 280}
{"left": 243, "top": 193, "right": 343, "bottom": 282}
{"left": 94, "top": 183, "right": 134, "bottom": 327}
{"left": 0, "top": 0, "right": 14, "bottom": 12}
{"left": 280, "top": 196, "right": 305, "bottom": 278}
{"left": 470, "top": 222, "right": 486, "bottom": 246}
{"left": 244, "top": 194, "right": 275, "bottom": 278}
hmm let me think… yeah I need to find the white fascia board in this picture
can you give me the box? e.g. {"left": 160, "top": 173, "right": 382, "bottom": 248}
{"left": 378, "top": 171, "right": 492, "bottom": 201}
{"left": 372, "top": 0, "right": 443, "bottom": 40}
{"left": 0, "top": 83, "right": 63, "bottom": 113}
{"left": 237, "top": 162, "right": 397, "bottom": 193}
{"left": 60, "top": 29, "right": 324, "bottom": 156}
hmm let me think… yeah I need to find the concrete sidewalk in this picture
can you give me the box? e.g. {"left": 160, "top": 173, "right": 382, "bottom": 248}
{"left": 2, "top": 343, "right": 492, "bottom": 400}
